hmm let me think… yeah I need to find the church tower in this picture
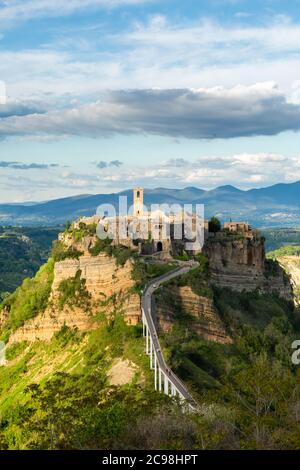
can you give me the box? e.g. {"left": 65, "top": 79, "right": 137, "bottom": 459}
{"left": 133, "top": 187, "right": 144, "bottom": 217}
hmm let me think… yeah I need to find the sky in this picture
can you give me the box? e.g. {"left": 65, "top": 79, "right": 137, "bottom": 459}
{"left": 1, "top": 0, "right": 300, "bottom": 202}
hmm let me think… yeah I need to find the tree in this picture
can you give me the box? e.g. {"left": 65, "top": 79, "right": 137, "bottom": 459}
{"left": 209, "top": 217, "right": 221, "bottom": 233}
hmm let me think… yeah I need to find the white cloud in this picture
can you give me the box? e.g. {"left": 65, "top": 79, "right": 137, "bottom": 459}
{"left": 230, "top": 152, "right": 287, "bottom": 166}
{"left": 1, "top": 149, "right": 300, "bottom": 202}
{"left": 0, "top": 0, "right": 149, "bottom": 24}
{"left": 2, "top": 15, "right": 300, "bottom": 100}
{"left": 1, "top": 84, "right": 300, "bottom": 140}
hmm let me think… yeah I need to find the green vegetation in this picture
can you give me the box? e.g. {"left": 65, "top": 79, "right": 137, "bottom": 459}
{"left": 110, "top": 245, "right": 134, "bottom": 267}
{"left": 0, "top": 259, "right": 54, "bottom": 338}
{"left": 158, "top": 284, "right": 300, "bottom": 449}
{"left": 89, "top": 237, "right": 112, "bottom": 256}
{"left": 58, "top": 270, "right": 91, "bottom": 311}
{"left": 5, "top": 341, "right": 29, "bottom": 361}
{"left": 53, "top": 324, "right": 82, "bottom": 348}
{"left": 89, "top": 237, "right": 134, "bottom": 266}
{"left": 2, "top": 222, "right": 300, "bottom": 449}
{"left": 132, "top": 260, "right": 177, "bottom": 289}
{"left": 173, "top": 250, "right": 190, "bottom": 261}
{"left": 164, "top": 253, "right": 211, "bottom": 298}
{"left": 0, "top": 316, "right": 174, "bottom": 450}
{"left": 2, "top": 300, "right": 300, "bottom": 450}
{"left": 208, "top": 216, "right": 221, "bottom": 233}
{"left": 65, "top": 221, "right": 97, "bottom": 242}
{"left": 264, "top": 258, "right": 283, "bottom": 278}
{"left": 0, "top": 226, "right": 60, "bottom": 299}
{"left": 267, "top": 244, "right": 300, "bottom": 259}
{"left": 51, "top": 241, "right": 83, "bottom": 262}
{"left": 262, "top": 227, "right": 300, "bottom": 252}
{"left": 213, "top": 287, "right": 295, "bottom": 331}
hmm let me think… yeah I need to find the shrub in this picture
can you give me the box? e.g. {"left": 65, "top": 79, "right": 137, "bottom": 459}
{"left": 111, "top": 246, "right": 133, "bottom": 266}
{"left": 209, "top": 217, "right": 221, "bottom": 233}
{"left": 264, "top": 258, "right": 282, "bottom": 278}
{"left": 52, "top": 241, "right": 83, "bottom": 262}
{"left": 53, "top": 324, "right": 81, "bottom": 347}
{"left": 90, "top": 239, "right": 133, "bottom": 266}
{"left": 58, "top": 270, "right": 91, "bottom": 310}
{"left": 89, "top": 238, "right": 112, "bottom": 257}
{"left": 5, "top": 341, "right": 29, "bottom": 361}
{"left": 73, "top": 222, "right": 97, "bottom": 242}
{"left": 132, "top": 260, "right": 176, "bottom": 289}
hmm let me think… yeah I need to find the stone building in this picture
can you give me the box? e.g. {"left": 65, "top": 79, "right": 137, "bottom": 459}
{"left": 77, "top": 188, "right": 257, "bottom": 258}
{"left": 224, "top": 221, "right": 252, "bottom": 237}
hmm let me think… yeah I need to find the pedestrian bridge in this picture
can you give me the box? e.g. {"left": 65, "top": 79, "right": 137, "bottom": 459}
{"left": 141, "top": 262, "right": 198, "bottom": 408}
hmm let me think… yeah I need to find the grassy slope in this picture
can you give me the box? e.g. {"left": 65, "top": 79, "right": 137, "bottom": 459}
{"left": 0, "top": 246, "right": 188, "bottom": 450}
{"left": 0, "top": 320, "right": 149, "bottom": 415}
{"left": 0, "top": 244, "right": 186, "bottom": 450}
{"left": 267, "top": 245, "right": 300, "bottom": 259}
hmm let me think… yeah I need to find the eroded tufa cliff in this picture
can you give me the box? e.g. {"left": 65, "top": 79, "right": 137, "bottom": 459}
{"left": 275, "top": 256, "right": 300, "bottom": 305}
{"left": 155, "top": 285, "right": 232, "bottom": 344}
{"left": 203, "top": 236, "right": 293, "bottom": 301}
{"left": 9, "top": 251, "right": 141, "bottom": 344}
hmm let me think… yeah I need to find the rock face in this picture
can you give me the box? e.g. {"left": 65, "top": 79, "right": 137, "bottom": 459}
{"left": 203, "top": 237, "right": 293, "bottom": 300}
{"left": 276, "top": 256, "right": 300, "bottom": 304}
{"left": 155, "top": 285, "right": 232, "bottom": 344}
{"left": 9, "top": 253, "right": 141, "bottom": 344}
{"left": 52, "top": 254, "right": 136, "bottom": 299}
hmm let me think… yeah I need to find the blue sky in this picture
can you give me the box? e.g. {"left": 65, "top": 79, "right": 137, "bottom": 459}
{"left": 1, "top": 0, "right": 300, "bottom": 201}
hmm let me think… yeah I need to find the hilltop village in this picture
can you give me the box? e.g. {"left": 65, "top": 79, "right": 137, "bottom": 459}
{"left": 0, "top": 187, "right": 293, "bottom": 346}
{"left": 76, "top": 187, "right": 255, "bottom": 257}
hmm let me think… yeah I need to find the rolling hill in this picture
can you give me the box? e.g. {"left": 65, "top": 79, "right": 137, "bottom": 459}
{"left": 1, "top": 181, "right": 300, "bottom": 227}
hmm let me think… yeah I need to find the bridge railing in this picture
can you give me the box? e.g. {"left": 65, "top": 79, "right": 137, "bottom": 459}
{"left": 141, "top": 301, "right": 196, "bottom": 407}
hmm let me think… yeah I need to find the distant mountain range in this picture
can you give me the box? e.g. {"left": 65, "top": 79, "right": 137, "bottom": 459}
{"left": 1, "top": 181, "right": 300, "bottom": 227}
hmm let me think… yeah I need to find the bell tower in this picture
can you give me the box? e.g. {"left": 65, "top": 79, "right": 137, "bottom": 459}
{"left": 133, "top": 187, "right": 144, "bottom": 217}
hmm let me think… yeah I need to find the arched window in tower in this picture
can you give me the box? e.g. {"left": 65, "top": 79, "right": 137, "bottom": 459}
{"left": 133, "top": 187, "right": 144, "bottom": 217}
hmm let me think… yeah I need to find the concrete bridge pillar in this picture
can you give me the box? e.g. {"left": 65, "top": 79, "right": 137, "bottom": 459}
{"left": 146, "top": 325, "right": 149, "bottom": 354}
{"left": 164, "top": 373, "right": 169, "bottom": 395}
{"left": 150, "top": 338, "right": 153, "bottom": 369}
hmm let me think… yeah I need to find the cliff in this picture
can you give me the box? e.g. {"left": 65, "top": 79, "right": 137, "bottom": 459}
{"left": 155, "top": 285, "right": 232, "bottom": 344}
{"left": 8, "top": 252, "right": 141, "bottom": 344}
{"left": 203, "top": 236, "right": 293, "bottom": 301}
{"left": 3, "top": 222, "right": 295, "bottom": 347}
{"left": 274, "top": 256, "right": 300, "bottom": 305}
